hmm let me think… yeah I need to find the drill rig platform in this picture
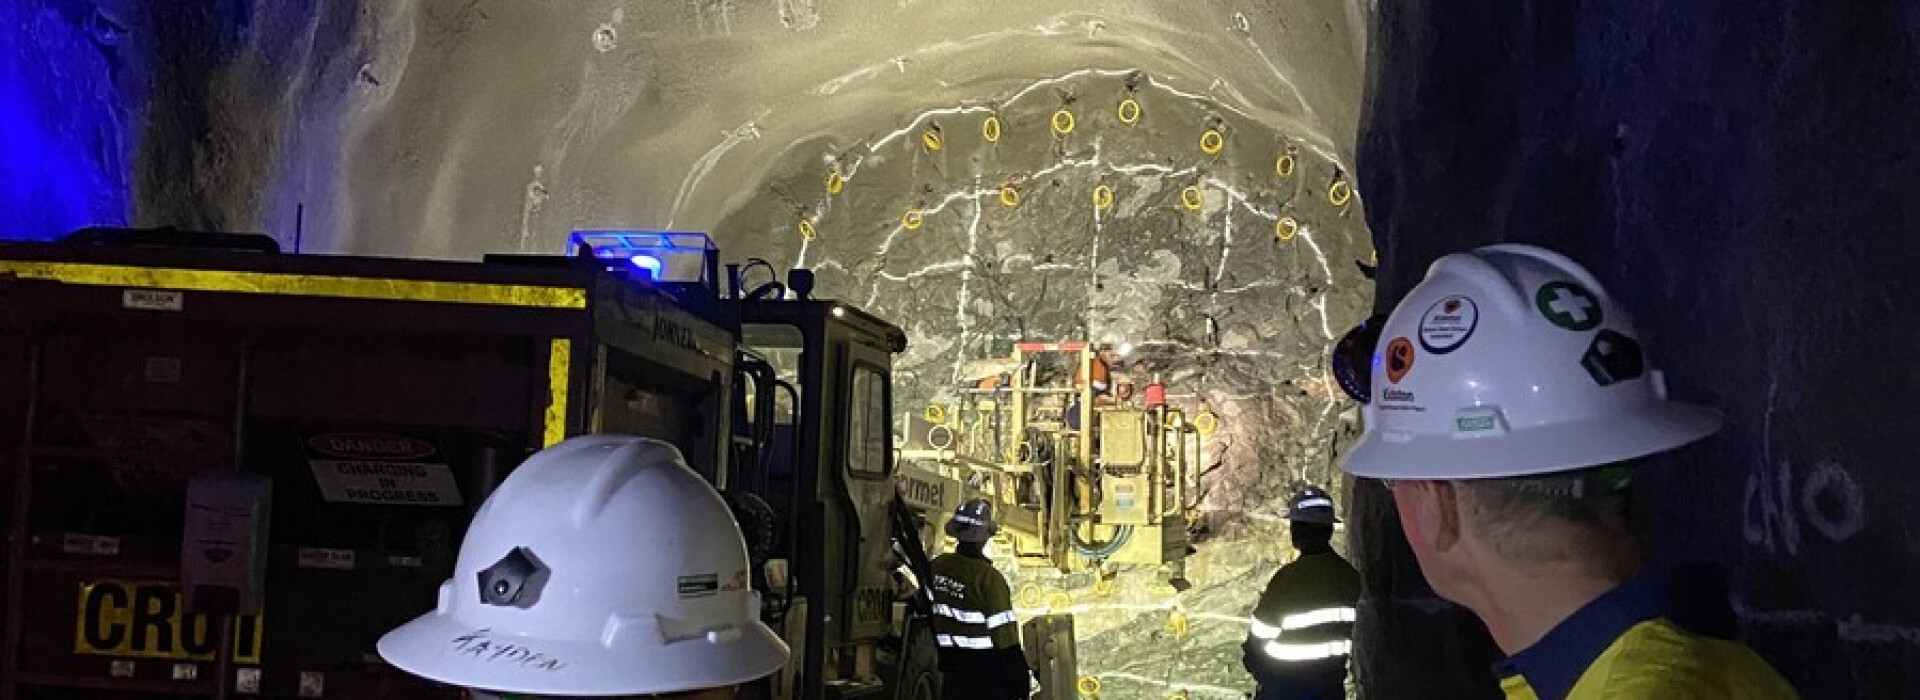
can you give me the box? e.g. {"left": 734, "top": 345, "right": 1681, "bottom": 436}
{"left": 896, "top": 341, "right": 1210, "bottom": 582}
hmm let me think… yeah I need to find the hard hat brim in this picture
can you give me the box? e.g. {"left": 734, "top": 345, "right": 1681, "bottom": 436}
{"left": 1285, "top": 510, "right": 1340, "bottom": 525}
{"left": 1341, "top": 401, "right": 1723, "bottom": 480}
{"left": 377, "top": 606, "right": 790, "bottom": 696}
{"left": 945, "top": 519, "right": 998, "bottom": 543}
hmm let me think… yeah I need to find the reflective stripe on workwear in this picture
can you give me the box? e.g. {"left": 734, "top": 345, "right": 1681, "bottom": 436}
{"left": 1249, "top": 605, "right": 1356, "bottom": 641}
{"left": 1281, "top": 606, "right": 1356, "bottom": 630}
{"left": 936, "top": 633, "right": 995, "bottom": 650}
{"left": 934, "top": 603, "right": 986, "bottom": 624}
{"left": 932, "top": 603, "right": 1016, "bottom": 629}
{"left": 1264, "top": 639, "right": 1352, "bottom": 662}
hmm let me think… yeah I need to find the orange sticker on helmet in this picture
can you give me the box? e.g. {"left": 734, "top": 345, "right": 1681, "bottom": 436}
{"left": 1386, "top": 337, "right": 1415, "bottom": 384}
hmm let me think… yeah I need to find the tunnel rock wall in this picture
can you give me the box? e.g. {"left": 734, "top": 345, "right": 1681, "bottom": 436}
{"left": 714, "top": 69, "right": 1375, "bottom": 698}
{"left": 1, "top": 1, "right": 1379, "bottom": 698}
{"left": 0, "top": 0, "right": 140, "bottom": 239}
{"left": 1355, "top": 1, "right": 1920, "bottom": 698}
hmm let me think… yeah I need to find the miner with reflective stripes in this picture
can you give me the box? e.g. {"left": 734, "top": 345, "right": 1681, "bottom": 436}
{"left": 1242, "top": 487, "right": 1362, "bottom": 700}
{"left": 928, "top": 498, "right": 1032, "bottom": 699}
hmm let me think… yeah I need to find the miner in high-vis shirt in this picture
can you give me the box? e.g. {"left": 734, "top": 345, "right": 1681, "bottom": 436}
{"left": 1243, "top": 487, "right": 1362, "bottom": 700}
{"left": 928, "top": 499, "right": 1032, "bottom": 699}
{"left": 1332, "top": 244, "right": 1799, "bottom": 700}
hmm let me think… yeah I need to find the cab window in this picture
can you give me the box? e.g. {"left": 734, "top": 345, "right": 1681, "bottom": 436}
{"left": 847, "top": 364, "right": 890, "bottom": 477}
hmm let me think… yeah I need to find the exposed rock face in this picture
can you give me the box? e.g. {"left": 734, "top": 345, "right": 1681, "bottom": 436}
{"left": 737, "top": 72, "right": 1374, "bottom": 698}
{"left": 1, "top": 2, "right": 1377, "bottom": 697}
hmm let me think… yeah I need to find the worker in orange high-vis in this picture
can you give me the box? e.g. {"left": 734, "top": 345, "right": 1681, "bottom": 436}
{"left": 1333, "top": 244, "right": 1800, "bottom": 700}
{"left": 1243, "top": 487, "right": 1361, "bottom": 700}
{"left": 1073, "top": 343, "right": 1118, "bottom": 397}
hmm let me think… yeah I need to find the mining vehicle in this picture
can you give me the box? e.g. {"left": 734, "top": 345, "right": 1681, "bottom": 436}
{"left": 894, "top": 340, "right": 1212, "bottom": 587}
{"left": 0, "top": 227, "right": 939, "bottom": 700}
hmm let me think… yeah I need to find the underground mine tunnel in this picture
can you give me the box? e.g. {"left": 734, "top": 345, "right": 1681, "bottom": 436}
{"left": 2, "top": 1, "right": 1918, "bottom": 699}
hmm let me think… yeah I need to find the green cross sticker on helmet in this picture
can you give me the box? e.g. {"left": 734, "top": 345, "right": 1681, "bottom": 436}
{"left": 1535, "top": 281, "right": 1604, "bottom": 331}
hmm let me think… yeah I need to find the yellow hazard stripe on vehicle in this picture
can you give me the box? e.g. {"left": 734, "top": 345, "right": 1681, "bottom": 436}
{"left": 544, "top": 338, "right": 572, "bottom": 447}
{"left": 0, "top": 261, "right": 588, "bottom": 309}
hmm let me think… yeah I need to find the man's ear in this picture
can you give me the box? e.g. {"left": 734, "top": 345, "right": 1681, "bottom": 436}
{"left": 1401, "top": 480, "right": 1464, "bottom": 554}
{"left": 1431, "top": 481, "right": 1461, "bottom": 553}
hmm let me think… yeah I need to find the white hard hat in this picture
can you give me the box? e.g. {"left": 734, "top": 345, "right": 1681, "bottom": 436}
{"left": 378, "top": 435, "right": 789, "bottom": 696}
{"left": 1341, "top": 244, "right": 1722, "bottom": 480}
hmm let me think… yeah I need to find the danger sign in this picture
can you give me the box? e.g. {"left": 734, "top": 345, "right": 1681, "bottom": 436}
{"left": 75, "top": 580, "right": 263, "bottom": 663}
{"left": 304, "top": 431, "right": 463, "bottom": 506}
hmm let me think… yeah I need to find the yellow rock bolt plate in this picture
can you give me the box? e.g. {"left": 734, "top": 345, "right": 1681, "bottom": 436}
{"left": 1200, "top": 129, "right": 1225, "bottom": 155}
{"left": 1193, "top": 411, "right": 1219, "bottom": 436}
{"left": 1275, "top": 216, "right": 1299, "bottom": 241}
{"left": 1328, "top": 179, "right": 1353, "bottom": 207}
{"left": 1092, "top": 185, "right": 1115, "bottom": 211}
{"left": 1019, "top": 585, "right": 1045, "bottom": 608}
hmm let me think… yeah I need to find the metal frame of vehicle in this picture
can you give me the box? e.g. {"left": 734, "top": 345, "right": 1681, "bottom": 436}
{"left": 730, "top": 298, "right": 938, "bottom": 700}
{"left": 0, "top": 233, "right": 935, "bottom": 700}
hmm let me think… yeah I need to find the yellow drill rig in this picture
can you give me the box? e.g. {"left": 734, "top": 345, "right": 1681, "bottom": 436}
{"left": 895, "top": 341, "right": 1214, "bottom": 586}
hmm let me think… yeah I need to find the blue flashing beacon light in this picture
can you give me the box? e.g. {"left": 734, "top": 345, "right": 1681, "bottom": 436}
{"left": 569, "top": 230, "right": 718, "bottom": 291}
{"left": 628, "top": 253, "right": 663, "bottom": 278}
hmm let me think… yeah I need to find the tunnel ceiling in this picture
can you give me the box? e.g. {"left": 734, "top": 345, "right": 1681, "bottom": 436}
{"left": 12, "top": 1, "right": 1375, "bottom": 697}
{"left": 132, "top": 0, "right": 1374, "bottom": 259}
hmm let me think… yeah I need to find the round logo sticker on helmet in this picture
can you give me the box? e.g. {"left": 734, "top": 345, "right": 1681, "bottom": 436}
{"left": 1536, "top": 281, "right": 1604, "bottom": 331}
{"left": 1418, "top": 296, "right": 1479, "bottom": 354}
{"left": 1385, "top": 337, "right": 1414, "bottom": 384}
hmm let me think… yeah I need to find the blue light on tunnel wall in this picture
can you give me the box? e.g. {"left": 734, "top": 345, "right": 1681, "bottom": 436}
{"left": 0, "top": 2, "right": 130, "bottom": 241}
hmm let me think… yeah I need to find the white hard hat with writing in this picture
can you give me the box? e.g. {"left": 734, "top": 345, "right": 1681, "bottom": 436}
{"left": 1340, "top": 244, "right": 1722, "bottom": 480}
{"left": 378, "top": 435, "right": 789, "bottom": 696}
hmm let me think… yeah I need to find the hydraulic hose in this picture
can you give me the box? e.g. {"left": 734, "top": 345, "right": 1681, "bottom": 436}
{"left": 1068, "top": 523, "right": 1133, "bottom": 559}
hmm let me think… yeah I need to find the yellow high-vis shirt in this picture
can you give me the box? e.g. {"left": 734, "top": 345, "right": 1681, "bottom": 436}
{"left": 1495, "top": 571, "right": 1800, "bottom": 700}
